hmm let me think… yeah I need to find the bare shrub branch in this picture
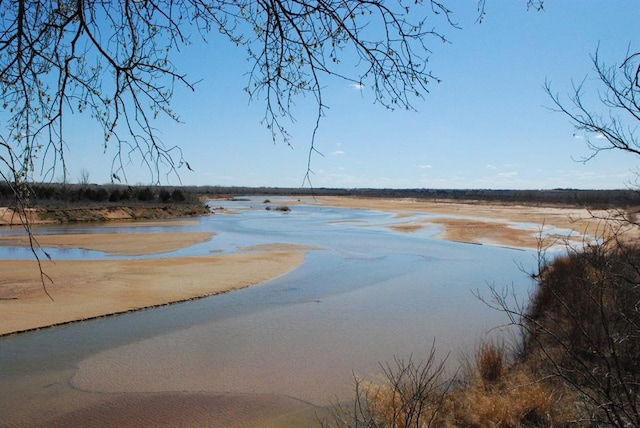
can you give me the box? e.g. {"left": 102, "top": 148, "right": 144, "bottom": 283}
{"left": 320, "top": 342, "right": 450, "bottom": 428}
{"left": 484, "top": 227, "right": 640, "bottom": 426}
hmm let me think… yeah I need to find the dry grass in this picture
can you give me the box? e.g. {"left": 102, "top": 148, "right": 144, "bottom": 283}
{"left": 430, "top": 342, "right": 575, "bottom": 427}
{"left": 326, "top": 219, "right": 640, "bottom": 428}
{"left": 475, "top": 342, "right": 506, "bottom": 386}
{"left": 440, "top": 368, "right": 575, "bottom": 427}
{"left": 323, "top": 343, "right": 576, "bottom": 428}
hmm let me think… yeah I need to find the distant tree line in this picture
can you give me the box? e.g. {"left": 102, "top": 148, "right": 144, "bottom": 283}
{"left": 191, "top": 186, "right": 640, "bottom": 209}
{"left": 0, "top": 182, "right": 193, "bottom": 207}
{"left": 1, "top": 182, "right": 639, "bottom": 209}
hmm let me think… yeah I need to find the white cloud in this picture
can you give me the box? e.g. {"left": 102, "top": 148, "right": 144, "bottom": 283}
{"left": 486, "top": 164, "right": 496, "bottom": 169}
{"left": 331, "top": 150, "right": 345, "bottom": 156}
{"left": 497, "top": 171, "right": 519, "bottom": 178}
{"left": 418, "top": 164, "right": 432, "bottom": 169}
{"left": 349, "top": 83, "right": 364, "bottom": 91}
{"left": 594, "top": 133, "right": 606, "bottom": 140}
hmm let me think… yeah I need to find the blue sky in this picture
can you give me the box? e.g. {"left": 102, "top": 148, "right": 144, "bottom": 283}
{"left": 64, "top": 1, "right": 640, "bottom": 189}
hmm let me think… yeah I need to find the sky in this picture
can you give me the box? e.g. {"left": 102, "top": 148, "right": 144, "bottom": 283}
{"left": 61, "top": 1, "right": 640, "bottom": 189}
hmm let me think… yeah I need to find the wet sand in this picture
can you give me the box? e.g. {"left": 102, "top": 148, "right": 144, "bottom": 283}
{"left": 311, "top": 196, "right": 623, "bottom": 249}
{"left": 1, "top": 197, "right": 635, "bottom": 427}
{"left": 0, "top": 242, "right": 307, "bottom": 335}
{"left": 0, "top": 197, "right": 627, "bottom": 336}
{"left": 0, "top": 231, "right": 215, "bottom": 256}
{"left": 42, "top": 392, "right": 321, "bottom": 428}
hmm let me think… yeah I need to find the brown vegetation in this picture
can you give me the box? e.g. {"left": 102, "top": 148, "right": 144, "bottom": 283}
{"left": 325, "top": 227, "right": 640, "bottom": 427}
{"left": 513, "top": 239, "right": 640, "bottom": 426}
{"left": 322, "top": 341, "right": 575, "bottom": 427}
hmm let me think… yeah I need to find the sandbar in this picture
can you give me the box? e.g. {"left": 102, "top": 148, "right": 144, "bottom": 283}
{"left": 0, "top": 231, "right": 214, "bottom": 256}
{"left": 307, "top": 196, "right": 629, "bottom": 249}
{"left": 1, "top": 196, "right": 635, "bottom": 336}
{"left": 0, "top": 250, "right": 306, "bottom": 336}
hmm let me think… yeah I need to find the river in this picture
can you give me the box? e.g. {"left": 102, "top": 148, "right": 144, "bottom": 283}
{"left": 0, "top": 197, "right": 539, "bottom": 426}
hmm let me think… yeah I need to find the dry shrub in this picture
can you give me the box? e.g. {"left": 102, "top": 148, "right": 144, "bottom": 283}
{"left": 520, "top": 241, "right": 640, "bottom": 426}
{"left": 320, "top": 346, "right": 449, "bottom": 428}
{"left": 481, "top": 232, "right": 640, "bottom": 426}
{"left": 439, "top": 368, "right": 575, "bottom": 427}
{"left": 475, "top": 341, "right": 506, "bottom": 385}
{"left": 364, "top": 380, "right": 438, "bottom": 428}
{"left": 324, "top": 350, "right": 576, "bottom": 428}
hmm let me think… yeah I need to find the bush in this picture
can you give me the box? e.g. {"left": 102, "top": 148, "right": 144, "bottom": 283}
{"left": 171, "top": 188, "right": 186, "bottom": 202}
{"left": 443, "top": 366, "right": 572, "bottom": 427}
{"left": 136, "top": 187, "right": 155, "bottom": 201}
{"left": 520, "top": 242, "right": 640, "bottom": 426}
{"left": 321, "top": 345, "right": 449, "bottom": 428}
{"left": 109, "top": 189, "right": 122, "bottom": 202}
{"left": 159, "top": 189, "right": 171, "bottom": 203}
{"left": 475, "top": 341, "right": 506, "bottom": 386}
{"left": 484, "top": 231, "right": 640, "bottom": 427}
{"left": 323, "top": 341, "right": 573, "bottom": 427}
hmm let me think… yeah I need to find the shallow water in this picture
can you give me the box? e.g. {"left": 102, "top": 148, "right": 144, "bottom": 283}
{"left": 0, "top": 197, "right": 540, "bottom": 425}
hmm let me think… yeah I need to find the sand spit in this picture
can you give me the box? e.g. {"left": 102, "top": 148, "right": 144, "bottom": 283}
{"left": 0, "top": 231, "right": 215, "bottom": 256}
{"left": 0, "top": 250, "right": 306, "bottom": 336}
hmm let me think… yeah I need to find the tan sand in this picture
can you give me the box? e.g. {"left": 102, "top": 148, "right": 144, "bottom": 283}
{"left": 0, "top": 206, "right": 37, "bottom": 225}
{"left": 1, "top": 196, "right": 634, "bottom": 336}
{"left": 98, "top": 219, "right": 203, "bottom": 227}
{"left": 0, "top": 205, "right": 210, "bottom": 226}
{"left": 0, "top": 249, "right": 307, "bottom": 336}
{"left": 2, "top": 196, "right": 634, "bottom": 427}
{"left": 308, "top": 196, "right": 627, "bottom": 249}
{"left": 0, "top": 231, "right": 214, "bottom": 256}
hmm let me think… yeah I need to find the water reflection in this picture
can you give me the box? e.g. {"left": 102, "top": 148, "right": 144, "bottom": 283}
{"left": 0, "top": 197, "right": 539, "bottom": 424}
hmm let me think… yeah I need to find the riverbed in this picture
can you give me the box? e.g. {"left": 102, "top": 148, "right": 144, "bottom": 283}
{"left": 0, "top": 197, "right": 569, "bottom": 426}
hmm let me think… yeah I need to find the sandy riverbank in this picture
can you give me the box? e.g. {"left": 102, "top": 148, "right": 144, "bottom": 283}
{"left": 2, "top": 196, "right": 637, "bottom": 427}
{"left": 0, "top": 231, "right": 215, "bottom": 256}
{"left": 0, "top": 197, "right": 633, "bottom": 336}
{"left": 310, "top": 196, "right": 626, "bottom": 249}
{"left": 0, "top": 242, "right": 308, "bottom": 336}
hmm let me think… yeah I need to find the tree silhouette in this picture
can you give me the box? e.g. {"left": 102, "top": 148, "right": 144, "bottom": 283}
{"left": 0, "top": 0, "right": 458, "bottom": 197}
{"left": 546, "top": 48, "right": 640, "bottom": 186}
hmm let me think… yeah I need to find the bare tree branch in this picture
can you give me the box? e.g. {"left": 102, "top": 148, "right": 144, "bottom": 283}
{"left": 545, "top": 47, "right": 640, "bottom": 166}
{"left": 0, "top": 0, "right": 461, "bottom": 293}
{"left": 0, "top": 0, "right": 461, "bottom": 202}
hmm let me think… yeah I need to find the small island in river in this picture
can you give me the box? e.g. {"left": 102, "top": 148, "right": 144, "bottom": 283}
{"left": 1, "top": 185, "right": 636, "bottom": 336}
